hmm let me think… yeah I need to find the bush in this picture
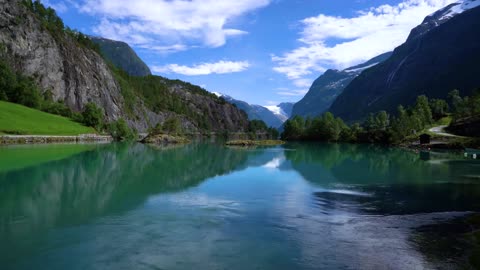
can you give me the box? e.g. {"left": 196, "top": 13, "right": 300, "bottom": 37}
{"left": 13, "top": 76, "right": 42, "bottom": 109}
{"left": 162, "top": 117, "right": 182, "bottom": 135}
{"left": 81, "top": 102, "right": 104, "bottom": 130}
{"left": 108, "top": 118, "right": 136, "bottom": 141}
{"left": 0, "top": 60, "right": 43, "bottom": 108}
{"left": 72, "top": 112, "right": 83, "bottom": 123}
{"left": 0, "top": 90, "right": 7, "bottom": 101}
{"left": 148, "top": 123, "right": 163, "bottom": 135}
{"left": 41, "top": 100, "right": 73, "bottom": 118}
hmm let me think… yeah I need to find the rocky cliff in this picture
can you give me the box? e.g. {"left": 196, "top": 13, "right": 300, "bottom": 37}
{"left": 0, "top": 0, "right": 248, "bottom": 133}
{"left": 0, "top": 0, "right": 124, "bottom": 120}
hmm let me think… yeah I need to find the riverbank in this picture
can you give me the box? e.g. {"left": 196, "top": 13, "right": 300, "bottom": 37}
{"left": 0, "top": 134, "right": 113, "bottom": 145}
{"left": 402, "top": 130, "right": 480, "bottom": 152}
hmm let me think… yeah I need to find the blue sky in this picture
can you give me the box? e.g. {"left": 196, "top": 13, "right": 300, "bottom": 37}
{"left": 43, "top": 0, "right": 456, "bottom": 106}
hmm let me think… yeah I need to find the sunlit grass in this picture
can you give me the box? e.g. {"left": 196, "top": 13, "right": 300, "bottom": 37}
{"left": 0, "top": 101, "right": 95, "bottom": 135}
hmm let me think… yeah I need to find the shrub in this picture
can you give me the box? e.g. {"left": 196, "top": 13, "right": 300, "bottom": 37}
{"left": 81, "top": 102, "right": 104, "bottom": 130}
{"left": 41, "top": 100, "right": 73, "bottom": 118}
{"left": 163, "top": 116, "right": 182, "bottom": 135}
{"left": 108, "top": 118, "right": 136, "bottom": 141}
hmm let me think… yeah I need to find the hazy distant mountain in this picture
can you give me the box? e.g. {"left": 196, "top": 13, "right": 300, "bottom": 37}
{"left": 330, "top": 0, "right": 480, "bottom": 121}
{"left": 291, "top": 52, "right": 392, "bottom": 118}
{"left": 91, "top": 37, "right": 152, "bottom": 77}
{"left": 220, "top": 95, "right": 291, "bottom": 128}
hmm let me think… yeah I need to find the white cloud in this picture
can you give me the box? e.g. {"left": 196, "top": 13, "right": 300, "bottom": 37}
{"left": 272, "top": 0, "right": 456, "bottom": 85}
{"left": 41, "top": 0, "right": 69, "bottom": 13}
{"left": 78, "top": 0, "right": 270, "bottom": 52}
{"left": 140, "top": 44, "right": 190, "bottom": 54}
{"left": 152, "top": 61, "right": 250, "bottom": 76}
{"left": 292, "top": 78, "right": 313, "bottom": 88}
{"left": 277, "top": 89, "right": 308, "bottom": 96}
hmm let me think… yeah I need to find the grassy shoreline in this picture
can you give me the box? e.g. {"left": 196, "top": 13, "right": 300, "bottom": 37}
{"left": 0, "top": 101, "right": 95, "bottom": 136}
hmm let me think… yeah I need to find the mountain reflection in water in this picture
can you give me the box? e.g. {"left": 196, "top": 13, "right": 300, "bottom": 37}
{"left": 0, "top": 142, "right": 479, "bottom": 270}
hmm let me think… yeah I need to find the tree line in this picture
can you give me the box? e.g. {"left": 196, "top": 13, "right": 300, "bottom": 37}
{"left": 22, "top": 0, "right": 101, "bottom": 53}
{"left": 282, "top": 89, "right": 480, "bottom": 144}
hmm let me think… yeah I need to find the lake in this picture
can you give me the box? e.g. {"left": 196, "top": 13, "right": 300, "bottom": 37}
{"left": 1, "top": 143, "right": 480, "bottom": 270}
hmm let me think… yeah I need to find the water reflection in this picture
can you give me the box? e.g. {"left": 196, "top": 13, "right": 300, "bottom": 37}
{"left": 282, "top": 143, "right": 480, "bottom": 214}
{"left": 281, "top": 143, "right": 480, "bottom": 269}
{"left": 0, "top": 142, "right": 479, "bottom": 269}
{"left": 0, "top": 143, "right": 261, "bottom": 261}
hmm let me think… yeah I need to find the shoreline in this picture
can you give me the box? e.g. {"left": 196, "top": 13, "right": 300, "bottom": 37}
{"left": 0, "top": 134, "right": 113, "bottom": 145}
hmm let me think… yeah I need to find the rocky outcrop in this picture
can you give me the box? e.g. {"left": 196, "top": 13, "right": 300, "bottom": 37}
{"left": 0, "top": 0, "right": 249, "bottom": 133}
{"left": 141, "top": 134, "right": 190, "bottom": 145}
{"left": 0, "top": 0, "right": 124, "bottom": 121}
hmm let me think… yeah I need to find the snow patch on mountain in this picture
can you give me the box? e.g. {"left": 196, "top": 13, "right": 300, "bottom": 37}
{"left": 265, "top": 106, "right": 289, "bottom": 122}
{"left": 345, "top": 63, "right": 379, "bottom": 74}
{"left": 437, "top": 0, "right": 480, "bottom": 20}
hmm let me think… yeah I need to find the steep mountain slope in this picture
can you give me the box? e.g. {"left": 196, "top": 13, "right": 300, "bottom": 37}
{"left": 0, "top": 0, "right": 248, "bottom": 133}
{"left": 330, "top": 1, "right": 480, "bottom": 121}
{"left": 222, "top": 95, "right": 285, "bottom": 128}
{"left": 291, "top": 52, "right": 392, "bottom": 118}
{"left": 90, "top": 37, "right": 151, "bottom": 77}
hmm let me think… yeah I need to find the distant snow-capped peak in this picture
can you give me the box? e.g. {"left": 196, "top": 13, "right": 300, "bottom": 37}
{"left": 409, "top": 0, "right": 480, "bottom": 40}
{"left": 437, "top": 0, "right": 480, "bottom": 20}
{"left": 425, "top": 0, "right": 480, "bottom": 24}
{"left": 265, "top": 105, "right": 288, "bottom": 122}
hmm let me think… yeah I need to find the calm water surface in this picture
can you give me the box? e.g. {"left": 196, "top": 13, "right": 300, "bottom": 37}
{"left": 1, "top": 143, "right": 480, "bottom": 270}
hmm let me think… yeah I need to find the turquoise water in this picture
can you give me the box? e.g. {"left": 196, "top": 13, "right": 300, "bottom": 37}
{"left": 1, "top": 143, "right": 480, "bottom": 269}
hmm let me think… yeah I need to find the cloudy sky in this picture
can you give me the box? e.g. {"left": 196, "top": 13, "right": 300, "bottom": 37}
{"left": 44, "top": 0, "right": 456, "bottom": 106}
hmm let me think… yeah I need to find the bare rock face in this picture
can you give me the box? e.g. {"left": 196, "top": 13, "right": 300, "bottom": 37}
{"left": 0, "top": 0, "right": 123, "bottom": 121}
{"left": 0, "top": 0, "right": 249, "bottom": 133}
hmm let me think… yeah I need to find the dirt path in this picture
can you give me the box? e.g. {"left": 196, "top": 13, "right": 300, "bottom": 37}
{"left": 428, "top": 125, "right": 459, "bottom": 137}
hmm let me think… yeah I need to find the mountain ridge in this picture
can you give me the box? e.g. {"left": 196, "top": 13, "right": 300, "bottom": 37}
{"left": 329, "top": 2, "right": 480, "bottom": 121}
{"left": 90, "top": 36, "right": 152, "bottom": 77}
{"left": 291, "top": 52, "right": 392, "bottom": 118}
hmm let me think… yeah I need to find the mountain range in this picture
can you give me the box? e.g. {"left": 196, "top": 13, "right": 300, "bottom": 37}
{"left": 219, "top": 94, "right": 293, "bottom": 128}
{"left": 329, "top": 0, "right": 480, "bottom": 121}
{"left": 2, "top": 0, "right": 479, "bottom": 133}
{"left": 291, "top": 52, "right": 392, "bottom": 118}
{"left": 0, "top": 0, "right": 248, "bottom": 133}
